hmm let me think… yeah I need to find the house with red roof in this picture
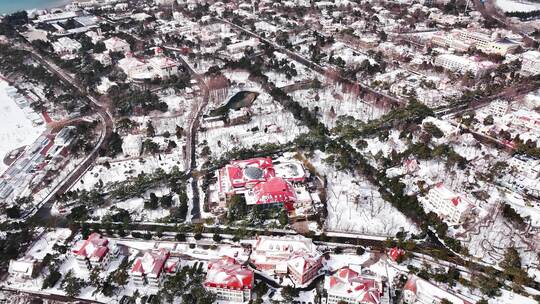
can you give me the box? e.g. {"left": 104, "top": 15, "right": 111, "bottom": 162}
{"left": 216, "top": 157, "right": 308, "bottom": 212}
{"left": 250, "top": 235, "right": 322, "bottom": 285}
{"left": 204, "top": 256, "right": 253, "bottom": 303}
{"left": 71, "top": 233, "right": 117, "bottom": 270}
{"left": 130, "top": 248, "right": 179, "bottom": 288}
{"left": 418, "top": 183, "right": 473, "bottom": 225}
{"left": 324, "top": 266, "right": 390, "bottom": 304}
{"left": 403, "top": 275, "right": 474, "bottom": 304}
{"left": 388, "top": 247, "right": 405, "bottom": 262}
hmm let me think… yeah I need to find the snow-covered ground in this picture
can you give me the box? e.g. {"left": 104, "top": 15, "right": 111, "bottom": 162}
{"left": 0, "top": 80, "right": 45, "bottom": 174}
{"left": 199, "top": 89, "right": 308, "bottom": 160}
{"left": 311, "top": 151, "right": 419, "bottom": 236}
{"left": 291, "top": 85, "right": 387, "bottom": 129}
{"left": 495, "top": 0, "right": 540, "bottom": 12}
{"left": 73, "top": 154, "right": 184, "bottom": 192}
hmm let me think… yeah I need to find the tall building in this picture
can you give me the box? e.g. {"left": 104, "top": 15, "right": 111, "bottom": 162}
{"left": 434, "top": 54, "right": 495, "bottom": 77}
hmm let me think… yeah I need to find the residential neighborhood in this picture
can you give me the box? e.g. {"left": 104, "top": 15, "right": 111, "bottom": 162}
{"left": 0, "top": 0, "right": 540, "bottom": 303}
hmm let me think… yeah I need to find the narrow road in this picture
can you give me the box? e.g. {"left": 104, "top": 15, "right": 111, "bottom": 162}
{"left": 163, "top": 45, "right": 210, "bottom": 220}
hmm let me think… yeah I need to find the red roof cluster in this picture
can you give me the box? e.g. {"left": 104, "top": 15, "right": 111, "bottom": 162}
{"left": 251, "top": 177, "right": 296, "bottom": 210}
{"left": 205, "top": 257, "right": 253, "bottom": 290}
{"left": 326, "top": 267, "right": 383, "bottom": 304}
{"left": 225, "top": 157, "right": 275, "bottom": 188}
{"left": 72, "top": 233, "right": 110, "bottom": 261}
{"left": 220, "top": 158, "right": 304, "bottom": 210}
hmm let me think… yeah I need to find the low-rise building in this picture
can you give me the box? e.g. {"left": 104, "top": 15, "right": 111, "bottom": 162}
{"left": 250, "top": 235, "right": 322, "bottom": 285}
{"left": 205, "top": 257, "right": 253, "bottom": 303}
{"left": 103, "top": 37, "right": 131, "bottom": 53}
{"left": 122, "top": 134, "right": 143, "bottom": 157}
{"left": 508, "top": 155, "right": 540, "bottom": 179}
{"left": 8, "top": 258, "right": 37, "bottom": 280}
{"left": 521, "top": 51, "right": 540, "bottom": 76}
{"left": 324, "top": 266, "right": 390, "bottom": 304}
{"left": 72, "top": 233, "right": 117, "bottom": 270}
{"left": 513, "top": 109, "right": 540, "bottom": 133}
{"left": 52, "top": 37, "right": 82, "bottom": 58}
{"left": 93, "top": 52, "right": 112, "bottom": 66}
{"left": 418, "top": 183, "right": 473, "bottom": 225}
{"left": 216, "top": 157, "right": 308, "bottom": 211}
{"left": 130, "top": 248, "right": 179, "bottom": 287}
{"left": 434, "top": 54, "right": 495, "bottom": 77}
{"left": 148, "top": 48, "right": 180, "bottom": 79}
{"left": 155, "top": 0, "right": 175, "bottom": 5}
{"left": 118, "top": 53, "right": 152, "bottom": 80}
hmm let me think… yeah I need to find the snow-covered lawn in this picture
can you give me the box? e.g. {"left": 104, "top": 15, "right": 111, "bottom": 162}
{"left": 495, "top": 0, "right": 540, "bottom": 12}
{"left": 291, "top": 85, "right": 387, "bottom": 129}
{"left": 0, "top": 80, "right": 45, "bottom": 174}
{"left": 311, "top": 151, "right": 419, "bottom": 236}
{"left": 198, "top": 92, "right": 308, "bottom": 159}
{"left": 73, "top": 153, "right": 184, "bottom": 192}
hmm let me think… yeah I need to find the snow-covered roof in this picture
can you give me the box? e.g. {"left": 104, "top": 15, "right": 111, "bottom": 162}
{"left": 103, "top": 37, "right": 130, "bottom": 51}
{"left": 131, "top": 248, "right": 174, "bottom": 278}
{"left": 251, "top": 235, "right": 321, "bottom": 265}
{"left": 432, "top": 183, "right": 472, "bottom": 212}
{"left": 324, "top": 267, "right": 383, "bottom": 304}
{"left": 8, "top": 258, "right": 35, "bottom": 276}
{"left": 148, "top": 55, "right": 180, "bottom": 70}
{"left": 72, "top": 233, "right": 110, "bottom": 262}
{"left": 246, "top": 176, "right": 297, "bottom": 209}
{"left": 205, "top": 256, "right": 253, "bottom": 290}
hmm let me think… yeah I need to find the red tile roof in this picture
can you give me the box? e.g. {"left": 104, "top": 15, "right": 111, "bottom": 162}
{"left": 131, "top": 248, "right": 171, "bottom": 278}
{"left": 252, "top": 177, "right": 297, "bottom": 210}
{"left": 205, "top": 257, "right": 253, "bottom": 290}
{"left": 72, "top": 233, "right": 110, "bottom": 261}
{"left": 325, "top": 267, "right": 382, "bottom": 304}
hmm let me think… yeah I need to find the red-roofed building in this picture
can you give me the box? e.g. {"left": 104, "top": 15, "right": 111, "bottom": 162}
{"left": 246, "top": 177, "right": 297, "bottom": 211}
{"left": 205, "top": 257, "right": 253, "bottom": 303}
{"left": 130, "top": 248, "right": 178, "bottom": 287}
{"left": 216, "top": 157, "right": 307, "bottom": 212}
{"left": 403, "top": 275, "right": 474, "bottom": 304}
{"left": 71, "top": 233, "right": 117, "bottom": 270}
{"left": 388, "top": 247, "right": 405, "bottom": 262}
{"left": 324, "top": 266, "right": 389, "bottom": 304}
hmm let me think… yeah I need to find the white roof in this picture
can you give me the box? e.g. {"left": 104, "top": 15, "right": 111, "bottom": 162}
{"left": 9, "top": 259, "right": 34, "bottom": 275}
